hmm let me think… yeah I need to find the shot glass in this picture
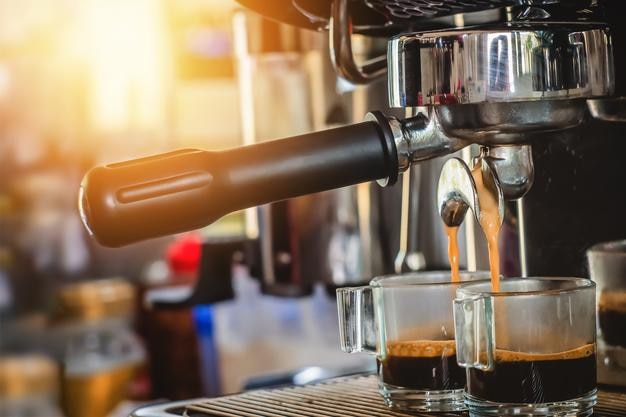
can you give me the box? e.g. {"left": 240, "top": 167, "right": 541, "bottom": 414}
{"left": 336, "top": 271, "right": 489, "bottom": 412}
{"left": 454, "top": 277, "right": 597, "bottom": 416}
{"left": 587, "top": 240, "right": 626, "bottom": 386}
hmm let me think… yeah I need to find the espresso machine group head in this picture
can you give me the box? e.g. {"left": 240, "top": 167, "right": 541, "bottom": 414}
{"left": 79, "top": 1, "right": 624, "bottom": 270}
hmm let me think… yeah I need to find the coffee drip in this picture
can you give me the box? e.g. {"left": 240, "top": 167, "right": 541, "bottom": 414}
{"left": 470, "top": 164, "right": 502, "bottom": 292}
{"left": 446, "top": 227, "right": 460, "bottom": 283}
{"left": 442, "top": 155, "right": 503, "bottom": 291}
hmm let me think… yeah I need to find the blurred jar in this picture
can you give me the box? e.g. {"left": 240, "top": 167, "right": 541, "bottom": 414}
{"left": 55, "top": 278, "right": 145, "bottom": 417}
{"left": 0, "top": 355, "right": 64, "bottom": 417}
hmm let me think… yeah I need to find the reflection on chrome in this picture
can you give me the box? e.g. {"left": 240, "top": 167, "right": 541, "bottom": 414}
{"left": 389, "top": 25, "right": 614, "bottom": 107}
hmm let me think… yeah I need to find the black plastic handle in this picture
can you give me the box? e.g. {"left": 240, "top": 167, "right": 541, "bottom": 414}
{"left": 79, "top": 116, "right": 398, "bottom": 247}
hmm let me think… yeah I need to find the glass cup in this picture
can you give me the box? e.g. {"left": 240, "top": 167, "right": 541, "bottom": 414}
{"left": 336, "top": 271, "right": 489, "bottom": 412}
{"left": 587, "top": 240, "right": 626, "bottom": 386}
{"left": 454, "top": 277, "right": 597, "bottom": 416}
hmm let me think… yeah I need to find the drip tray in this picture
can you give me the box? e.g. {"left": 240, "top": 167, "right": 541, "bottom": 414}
{"left": 132, "top": 374, "right": 626, "bottom": 417}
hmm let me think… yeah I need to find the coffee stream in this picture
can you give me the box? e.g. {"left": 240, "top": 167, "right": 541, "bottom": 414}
{"left": 381, "top": 161, "right": 502, "bottom": 392}
{"left": 394, "top": 160, "right": 597, "bottom": 402}
{"left": 444, "top": 162, "right": 502, "bottom": 291}
{"left": 446, "top": 226, "right": 460, "bottom": 283}
{"left": 471, "top": 164, "right": 502, "bottom": 292}
{"left": 444, "top": 161, "right": 596, "bottom": 404}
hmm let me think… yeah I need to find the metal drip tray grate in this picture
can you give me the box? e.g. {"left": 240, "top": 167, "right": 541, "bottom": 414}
{"left": 182, "top": 375, "right": 626, "bottom": 417}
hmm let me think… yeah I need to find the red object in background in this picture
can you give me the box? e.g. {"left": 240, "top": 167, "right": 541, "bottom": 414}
{"left": 166, "top": 233, "right": 202, "bottom": 279}
{"left": 140, "top": 233, "right": 206, "bottom": 400}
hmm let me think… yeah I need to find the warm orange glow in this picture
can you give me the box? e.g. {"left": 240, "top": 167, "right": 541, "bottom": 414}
{"left": 0, "top": 0, "right": 242, "bottom": 147}
{"left": 77, "top": 0, "right": 171, "bottom": 133}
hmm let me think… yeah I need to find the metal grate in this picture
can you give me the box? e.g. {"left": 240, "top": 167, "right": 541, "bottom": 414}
{"left": 364, "top": 0, "right": 515, "bottom": 19}
{"left": 186, "top": 375, "right": 626, "bottom": 417}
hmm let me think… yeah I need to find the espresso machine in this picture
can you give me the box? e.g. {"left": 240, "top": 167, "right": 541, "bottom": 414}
{"left": 80, "top": 0, "right": 626, "bottom": 277}
{"left": 78, "top": 0, "right": 626, "bottom": 414}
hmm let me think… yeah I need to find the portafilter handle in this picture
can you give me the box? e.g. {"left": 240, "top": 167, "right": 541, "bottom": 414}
{"left": 79, "top": 112, "right": 399, "bottom": 247}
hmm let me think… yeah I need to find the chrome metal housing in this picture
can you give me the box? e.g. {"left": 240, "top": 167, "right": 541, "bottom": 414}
{"left": 388, "top": 24, "right": 614, "bottom": 107}
{"left": 433, "top": 99, "right": 588, "bottom": 144}
{"left": 588, "top": 97, "right": 626, "bottom": 122}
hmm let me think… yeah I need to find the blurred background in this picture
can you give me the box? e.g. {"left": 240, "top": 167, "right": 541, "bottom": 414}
{"left": 0, "top": 1, "right": 396, "bottom": 416}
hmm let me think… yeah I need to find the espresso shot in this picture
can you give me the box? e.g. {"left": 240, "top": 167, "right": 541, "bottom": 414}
{"left": 380, "top": 340, "right": 465, "bottom": 391}
{"left": 599, "top": 290, "right": 626, "bottom": 348}
{"left": 467, "top": 344, "right": 596, "bottom": 404}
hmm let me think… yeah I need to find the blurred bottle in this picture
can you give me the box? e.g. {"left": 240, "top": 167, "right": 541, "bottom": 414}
{"left": 55, "top": 278, "right": 145, "bottom": 417}
{"left": 139, "top": 234, "right": 206, "bottom": 399}
{"left": 0, "top": 355, "right": 65, "bottom": 417}
{"left": 193, "top": 304, "right": 221, "bottom": 396}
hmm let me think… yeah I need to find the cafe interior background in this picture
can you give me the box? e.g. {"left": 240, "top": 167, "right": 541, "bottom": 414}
{"left": 0, "top": 1, "right": 379, "bottom": 416}
{"left": 6, "top": 0, "right": 626, "bottom": 415}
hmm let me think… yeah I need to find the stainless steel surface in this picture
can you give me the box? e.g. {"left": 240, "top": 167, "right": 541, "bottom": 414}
{"left": 292, "top": 184, "right": 387, "bottom": 287}
{"left": 242, "top": 365, "right": 375, "bottom": 389}
{"left": 365, "top": 109, "right": 467, "bottom": 179}
{"left": 379, "top": 108, "right": 466, "bottom": 173}
{"left": 366, "top": 105, "right": 525, "bottom": 267}
{"left": 437, "top": 156, "right": 504, "bottom": 228}
{"left": 368, "top": 107, "right": 472, "bottom": 272}
{"left": 131, "top": 374, "right": 626, "bottom": 416}
{"left": 186, "top": 375, "right": 431, "bottom": 416}
{"left": 487, "top": 145, "right": 534, "bottom": 199}
{"left": 437, "top": 158, "right": 475, "bottom": 227}
{"left": 434, "top": 99, "right": 588, "bottom": 144}
{"left": 387, "top": 24, "right": 612, "bottom": 144}
{"left": 132, "top": 399, "right": 204, "bottom": 417}
{"left": 330, "top": 0, "right": 387, "bottom": 84}
{"left": 388, "top": 25, "right": 614, "bottom": 107}
{"left": 416, "top": 155, "right": 467, "bottom": 269}
{"left": 374, "top": 114, "right": 408, "bottom": 172}
{"left": 394, "top": 165, "right": 425, "bottom": 272}
{"left": 588, "top": 98, "right": 626, "bottom": 122}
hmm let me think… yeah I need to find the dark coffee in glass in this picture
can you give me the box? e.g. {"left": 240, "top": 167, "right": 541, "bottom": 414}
{"left": 467, "top": 344, "right": 596, "bottom": 404}
{"left": 599, "top": 291, "right": 626, "bottom": 348}
{"left": 455, "top": 278, "right": 597, "bottom": 416}
{"left": 380, "top": 340, "right": 465, "bottom": 391}
{"left": 338, "top": 271, "right": 491, "bottom": 412}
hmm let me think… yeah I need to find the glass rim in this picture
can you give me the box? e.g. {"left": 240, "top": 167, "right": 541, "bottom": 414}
{"left": 457, "top": 277, "right": 595, "bottom": 298}
{"left": 587, "top": 239, "right": 626, "bottom": 255}
{"left": 369, "top": 270, "right": 491, "bottom": 288}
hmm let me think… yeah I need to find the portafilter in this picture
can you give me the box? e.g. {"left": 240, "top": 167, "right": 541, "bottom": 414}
{"left": 79, "top": 20, "right": 615, "bottom": 247}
